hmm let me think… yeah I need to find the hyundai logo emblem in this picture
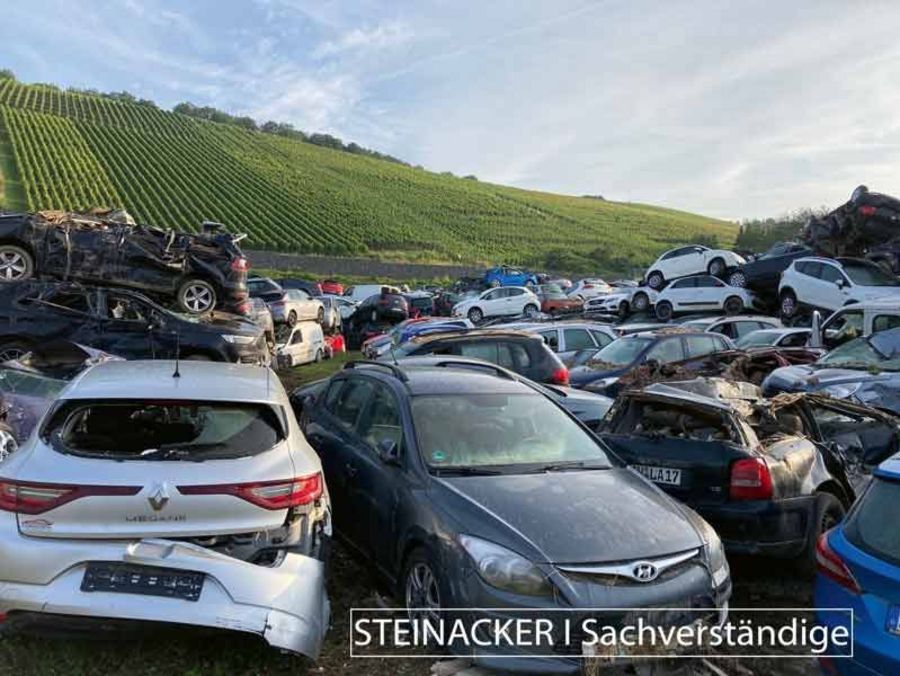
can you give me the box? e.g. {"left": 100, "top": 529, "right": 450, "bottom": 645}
{"left": 148, "top": 484, "right": 170, "bottom": 512}
{"left": 632, "top": 562, "right": 659, "bottom": 582}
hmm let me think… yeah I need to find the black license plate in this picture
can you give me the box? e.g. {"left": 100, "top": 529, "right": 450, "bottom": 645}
{"left": 81, "top": 562, "right": 205, "bottom": 602}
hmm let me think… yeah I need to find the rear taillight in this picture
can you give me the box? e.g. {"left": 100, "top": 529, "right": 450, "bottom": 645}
{"left": 729, "top": 458, "right": 773, "bottom": 500}
{"left": 583, "top": 284, "right": 594, "bottom": 289}
{"left": 816, "top": 531, "right": 861, "bottom": 594}
{"left": 0, "top": 479, "right": 140, "bottom": 515}
{"left": 179, "top": 473, "right": 323, "bottom": 510}
{"left": 550, "top": 366, "right": 569, "bottom": 385}
{"left": 859, "top": 205, "right": 877, "bottom": 217}
{"left": 231, "top": 257, "right": 249, "bottom": 272}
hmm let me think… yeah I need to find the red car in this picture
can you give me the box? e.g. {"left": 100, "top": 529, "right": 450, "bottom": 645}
{"left": 324, "top": 333, "right": 345, "bottom": 358}
{"left": 319, "top": 279, "right": 344, "bottom": 295}
{"left": 538, "top": 284, "right": 583, "bottom": 316}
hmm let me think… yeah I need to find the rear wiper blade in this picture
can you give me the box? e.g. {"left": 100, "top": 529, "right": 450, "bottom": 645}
{"left": 431, "top": 466, "right": 503, "bottom": 476}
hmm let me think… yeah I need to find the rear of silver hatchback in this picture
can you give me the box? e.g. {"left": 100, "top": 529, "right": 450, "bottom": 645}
{"left": 0, "top": 366, "right": 331, "bottom": 658}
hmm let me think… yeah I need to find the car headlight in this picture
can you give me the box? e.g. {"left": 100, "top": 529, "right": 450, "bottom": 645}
{"left": 222, "top": 334, "right": 257, "bottom": 345}
{"left": 694, "top": 518, "right": 729, "bottom": 588}
{"left": 823, "top": 383, "right": 861, "bottom": 399}
{"left": 458, "top": 535, "right": 552, "bottom": 597}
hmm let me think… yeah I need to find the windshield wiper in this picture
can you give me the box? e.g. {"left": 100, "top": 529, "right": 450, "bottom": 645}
{"left": 431, "top": 466, "right": 503, "bottom": 476}
{"left": 534, "top": 460, "right": 610, "bottom": 472}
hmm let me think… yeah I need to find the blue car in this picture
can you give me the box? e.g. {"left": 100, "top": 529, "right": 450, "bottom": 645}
{"left": 483, "top": 265, "right": 538, "bottom": 288}
{"left": 815, "top": 452, "right": 900, "bottom": 675}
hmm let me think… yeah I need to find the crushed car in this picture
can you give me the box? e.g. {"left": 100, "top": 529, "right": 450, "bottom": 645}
{"left": 803, "top": 185, "right": 900, "bottom": 259}
{"left": 599, "top": 378, "right": 900, "bottom": 564}
{"left": 0, "top": 360, "right": 331, "bottom": 658}
{"left": 0, "top": 210, "right": 250, "bottom": 314}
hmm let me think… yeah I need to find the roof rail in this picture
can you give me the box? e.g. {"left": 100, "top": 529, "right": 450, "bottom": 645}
{"left": 425, "top": 358, "right": 518, "bottom": 381}
{"left": 343, "top": 360, "right": 409, "bottom": 382}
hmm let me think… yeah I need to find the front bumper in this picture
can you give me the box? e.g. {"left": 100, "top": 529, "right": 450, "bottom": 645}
{"left": 0, "top": 518, "right": 330, "bottom": 658}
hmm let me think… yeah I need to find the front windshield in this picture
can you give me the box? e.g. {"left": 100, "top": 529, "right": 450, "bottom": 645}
{"left": 540, "top": 284, "right": 565, "bottom": 298}
{"left": 843, "top": 263, "right": 900, "bottom": 287}
{"left": 817, "top": 335, "right": 900, "bottom": 371}
{"left": 411, "top": 393, "right": 611, "bottom": 472}
{"left": 586, "top": 337, "right": 651, "bottom": 368}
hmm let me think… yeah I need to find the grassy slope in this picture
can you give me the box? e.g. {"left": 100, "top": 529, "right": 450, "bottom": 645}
{"left": 0, "top": 78, "right": 737, "bottom": 272}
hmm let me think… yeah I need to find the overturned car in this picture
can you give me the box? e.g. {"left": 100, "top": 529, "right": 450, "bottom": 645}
{"left": 0, "top": 360, "right": 331, "bottom": 657}
{"left": 0, "top": 210, "right": 250, "bottom": 314}
{"left": 600, "top": 378, "right": 900, "bottom": 564}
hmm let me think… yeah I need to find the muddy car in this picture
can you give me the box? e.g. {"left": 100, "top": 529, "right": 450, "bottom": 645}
{"left": 600, "top": 378, "right": 900, "bottom": 564}
{"left": 0, "top": 210, "right": 250, "bottom": 314}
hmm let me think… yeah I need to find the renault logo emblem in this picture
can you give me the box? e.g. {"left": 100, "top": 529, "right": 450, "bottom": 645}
{"left": 148, "top": 484, "right": 170, "bottom": 511}
{"left": 632, "top": 562, "right": 659, "bottom": 582}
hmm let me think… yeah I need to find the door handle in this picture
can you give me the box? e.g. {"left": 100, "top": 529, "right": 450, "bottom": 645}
{"left": 344, "top": 462, "right": 358, "bottom": 478}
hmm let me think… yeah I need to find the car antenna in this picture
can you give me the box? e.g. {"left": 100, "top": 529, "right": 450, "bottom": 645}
{"left": 173, "top": 330, "right": 181, "bottom": 378}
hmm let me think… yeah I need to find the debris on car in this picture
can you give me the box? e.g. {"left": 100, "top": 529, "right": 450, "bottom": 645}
{"left": 0, "top": 210, "right": 250, "bottom": 314}
{"left": 802, "top": 185, "right": 900, "bottom": 258}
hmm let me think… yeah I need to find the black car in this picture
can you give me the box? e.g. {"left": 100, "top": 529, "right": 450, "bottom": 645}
{"left": 389, "top": 329, "right": 570, "bottom": 385}
{"left": 344, "top": 292, "right": 409, "bottom": 350}
{"left": 298, "top": 359, "right": 730, "bottom": 673}
{"left": 568, "top": 330, "right": 734, "bottom": 396}
{"left": 278, "top": 278, "right": 323, "bottom": 296}
{"left": 727, "top": 242, "right": 811, "bottom": 296}
{"left": 0, "top": 211, "right": 250, "bottom": 314}
{"left": 0, "top": 281, "right": 268, "bottom": 364}
{"left": 600, "top": 378, "right": 900, "bottom": 563}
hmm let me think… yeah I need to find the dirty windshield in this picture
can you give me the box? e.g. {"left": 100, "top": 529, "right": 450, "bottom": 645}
{"left": 45, "top": 400, "right": 285, "bottom": 460}
{"left": 586, "top": 337, "right": 651, "bottom": 369}
{"left": 0, "top": 368, "right": 67, "bottom": 398}
{"left": 817, "top": 331, "right": 900, "bottom": 371}
{"left": 411, "top": 392, "right": 612, "bottom": 473}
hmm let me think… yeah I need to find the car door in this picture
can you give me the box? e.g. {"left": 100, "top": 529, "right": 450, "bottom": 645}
{"left": 818, "top": 262, "right": 853, "bottom": 310}
{"left": 95, "top": 290, "right": 158, "bottom": 358}
{"left": 693, "top": 275, "right": 725, "bottom": 308}
{"left": 673, "top": 247, "right": 705, "bottom": 277}
{"left": 644, "top": 336, "right": 686, "bottom": 365}
{"left": 560, "top": 327, "right": 596, "bottom": 361}
{"left": 480, "top": 288, "right": 504, "bottom": 316}
{"left": 25, "top": 287, "right": 104, "bottom": 345}
{"left": 821, "top": 307, "right": 865, "bottom": 350}
{"left": 290, "top": 326, "right": 309, "bottom": 365}
{"left": 506, "top": 287, "right": 527, "bottom": 314}
{"left": 538, "top": 328, "right": 560, "bottom": 352}
{"left": 665, "top": 277, "right": 697, "bottom": 310}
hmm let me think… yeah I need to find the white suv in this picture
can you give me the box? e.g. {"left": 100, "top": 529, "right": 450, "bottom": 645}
{"left": 452, "top": 286, "right": 540, "bottom": 323}
{"left": 0, "top": 360, "right": 331, "bottom": 657}
{"left": 778, "top": 257, "right": 900, "bottom": 320}
{"left": 644, "top": 245, "right": 745, "bottom": 290}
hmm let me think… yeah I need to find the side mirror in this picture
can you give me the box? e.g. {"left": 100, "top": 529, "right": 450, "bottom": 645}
{"left": 810, "top": 310, "right": 823, "bottom": 348}
{"left": 836, "top": 278, "right": 847, "bottom": 289}
{"left": 378, "top": 439, "right": 401, "bottom": 465}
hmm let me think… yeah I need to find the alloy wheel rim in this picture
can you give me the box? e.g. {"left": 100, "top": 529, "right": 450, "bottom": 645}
{"left": 729, "top": 272, "right": 745, "bottom": 287}
{"left": 782, "top": 296, "right": 794, "bottom": 316}
{"left": 0, "top": 348, "right": 26, "bottom": 362}
{"left": 184, "top": 284, "right": 213, "bottom": 312}
{"left": 405, "top": 562, "right": 440, "bottom": 621}
{"left": 0, "top": 251, "right": 27, "bottom": 280}
{"left": 634, "top": 294, "right": 647, "bottom": 310}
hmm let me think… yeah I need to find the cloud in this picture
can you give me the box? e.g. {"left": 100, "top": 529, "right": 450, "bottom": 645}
{"left": 312, "top": 20, "right": 414, "bottom": 59}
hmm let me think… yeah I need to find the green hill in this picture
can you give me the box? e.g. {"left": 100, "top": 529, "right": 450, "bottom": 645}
{"left": 0, "top": 77, "right": 737, "bottom": 273}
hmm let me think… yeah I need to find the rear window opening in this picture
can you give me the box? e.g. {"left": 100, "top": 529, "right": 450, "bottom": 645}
{"left": 43, "top": 400, "right": 286, "bottom": 461}
{"left": 845, "top": 477, "right": 900, "bottom": 566}
{"left": 610, "top": 399, "right": 740, "bottom": 444}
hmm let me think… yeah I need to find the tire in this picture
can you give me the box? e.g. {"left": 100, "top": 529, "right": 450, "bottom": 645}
{"left": 468, "top": 307, "right": 483, "bottom": 324}
{"left": 646, "top": 271, "right": 664, "bottom": 290}
{"left": 0, "top": 245, "right": 34, "bottom": 282}
{"left": 400, "top": 547, "right": 444, "bottom": 625}
{"left": 723, "top": 295, "right": 744, "bottom": 316}
{"left": 617, "top": 300, "right": 630, "bottom": 319}
{"left": 314, "top": 349, "right": 322, "bottom": 363}
{"left": 798, "top": 493, "right": 846, "bottom": 574}
{"left": 632, "top": 291, "right": 649, "bottom": 312}
{"left": 287, "top": 310, "right": 298, "bottom": 327}
{"left": 316, "top": 307, "right": 325, "bottom": 324}
{"left": 523, "top": 303, "right": 539, "bottom": 318}
{"left": 728, "top": 270, "right": 746, "bottom": 287}
{"left": 177, "top": 279, "right": 216, "bottom": 314}
{"left": 655, "top": 300, "right": 673, "bottom": 321}
{"left": 0, "top": 341, "right": 30, "bottom": 363}
{"left": 707, "top": 257, "right": 726, "bottom": 277}
{"left": 779, "top": 289, "right": 798, "bottom": 320}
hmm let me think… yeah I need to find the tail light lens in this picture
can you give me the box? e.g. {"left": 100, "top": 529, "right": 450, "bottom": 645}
{"left": 550, "top": 366, "right": 569, "bottom": 385}
{"left": 816, "top": 531, "right": 861, "bottom": 594}
{"left": 584, "top": 284, "right": 594, "bottom": 289}
{"left": 859, "top": 205, "right": 877, "bottom": 217}
{"left": 231, "top": 257, "right": 249, "bottom": 272}
{"left": 0, "top": 480, "right": 140, "bottom": 515}
{"left": 179, "top": 473, "right": 323, "bottom": 510}
{"left": 729, "top": 457, "right": 773, "bottom": 500}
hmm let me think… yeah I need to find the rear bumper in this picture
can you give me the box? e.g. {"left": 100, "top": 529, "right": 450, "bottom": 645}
{"left": 697, "top": 495, "right": 815, "bottom": 558}
{"left": 0, "top": 523, "right": 330, "bottom": 658}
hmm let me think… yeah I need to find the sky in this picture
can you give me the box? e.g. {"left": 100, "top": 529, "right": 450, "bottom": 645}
{"left": 5, "top": 0, "right": 900, "bottom": 221}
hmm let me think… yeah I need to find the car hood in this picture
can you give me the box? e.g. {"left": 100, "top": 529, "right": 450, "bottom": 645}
{"left": 568, "top": 365, "right": 627, "bottom": 386}
{"left": 434, "top": 468, "right": 702, "bottom": 564}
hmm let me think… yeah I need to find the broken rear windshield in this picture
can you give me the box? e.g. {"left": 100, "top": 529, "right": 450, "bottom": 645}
{"left": 43, "top": 400, "right": 285, "bottom": 460}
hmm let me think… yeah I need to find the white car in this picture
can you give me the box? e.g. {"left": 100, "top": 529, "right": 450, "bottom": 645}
{"left": 276, "top": 321, "right": 326, "bottom": 368}
{"left": 653, "top": 274, "right": 758, "bottom": 321}
{"left": 585, "top": 286, "right": 658, "bottom": 317}
{"left": 778, "top": 257, "right": 900, "bottom": 320}
{"left": 680, "top": 315, "right": 782, "bottom": 341}
{"left": 451, "top": 286, "right": 540, "bottom": 323}
{"left": 644, "top": 245, "right": 746, "bottom": 290}
{"left": 323, "top": 294, "right": 358, "bottom": 320}
{"left": 567, "top": 278, "right": 613, "bottom": 301}
{"left": 0, "top": 360, "right": 330, "bottom": 657}
{"left": 736, "top": 327, "right": 812, "bottom": 349}
{"left": 343, "top": 284, "right": 402, "bottom": 303}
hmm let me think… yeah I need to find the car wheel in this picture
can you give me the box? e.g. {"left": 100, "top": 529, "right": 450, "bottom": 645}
{"left": 779, "top": 289, "right": 798, "bottom": 320}
{"left": 468, "top": 307, "right": 483, "bottom": 323}
{"left": 287, "top": 310, "right": 298, "bottom": 327}
{"left": 728, "top": 270, "right": 746, "bottom": 287}
{"left": 0, "top": 342, "right": 29, "bottom": 363}
{"left": 314, "top": 349, "right": 322, "bottom": 363}
{"left": 524, "top": 303, "right": 539, "bottom": 318}
{"left": 618, "top": 300, "right": 630, "bottom": 319}
{"left": 799, "top": 493, "right": 846, "bottom": 574}
{"left": 655, "top": 300, "right": 673, "bottom": 321}
{"left": 707, "top": 257, "right": 726, "bottom": 277}
{"left": 632, "top": 291, "right": 649, "bottom": 312}
{"left": 724, "top": 295, "right": 744, "bottom": 316}
{"left": 316, "top": 307, "right": 325, "bottom": 324}
{"left": 646, "top": 271, "right": 664, "bottom": 290}
{"left": 177, "top": 279, "right": 217, "bottom": 314}
{"left": 0, "top": 245, "right": 34, "bottom": 282}
{"left": 402, "top": 548, "right": 443, "bottom": 624}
